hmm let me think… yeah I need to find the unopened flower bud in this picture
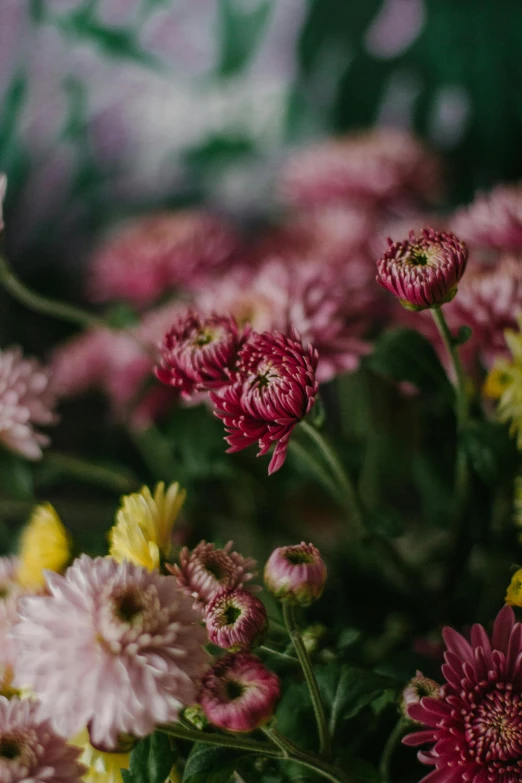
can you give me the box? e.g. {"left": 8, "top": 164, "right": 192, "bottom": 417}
{"left": 205, "top": 588, "right": 268, "bottom": 651}
{"left": 264, "top": 542, "right": 326, "bottom": 606}
{"left": 400, "top": 671, "right": 441, "bottom": 721}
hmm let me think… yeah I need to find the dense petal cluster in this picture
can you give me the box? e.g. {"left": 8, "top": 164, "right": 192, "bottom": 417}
{"left": 0, "top": 696, "right": 85, "bottom": 783}
{"left": 198, "top": 652, "right": 280, "bottom": 732}
{"left": 403, "top": 606, "right": 522, "bottom": 783}
{"left": 451, "top": 184, "right": 522, "bottom": 251}
{"left": 205, "top": 588, "right": 268, "bottom": 651}
{"left": 0, "top": 347, "right": 56, "bottom": 459}
{"left": 13, "top": 555, "right": 208, "bottom": 747}
{"left": 109, "top": 482, "right": 186, "bottom": 571}
{"left": 156, "top": 311, "right": 249, "bottom": 399}
{"left": 88, "top": 211, "right": 240, "bottom": 306}
{"left": 264, "top": 543, "right": 327, "bottom": 606}
{"left": 168, "top": 541, "right": 258, "bottom": 613}
{"left": 376, "top": 228, "right": 468, "bottom": 311}
{"left": 211, "top": 329, "right": 319, "bottom": 474}
{"left": 279, "top": 129, "right": 441, "bottom": 210}
{"left": 17, "top": 503, "right": 71, "bottom": 589}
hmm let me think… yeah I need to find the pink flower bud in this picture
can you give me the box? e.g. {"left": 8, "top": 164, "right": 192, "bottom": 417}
{"left": 264, "top": 542, "right": 326, "bottom": 606}
{"left": 401, "top": 671, "right": 442, "bottom": 721}
{"left": 205, "top": 588, "right": 268, "bottom": 652}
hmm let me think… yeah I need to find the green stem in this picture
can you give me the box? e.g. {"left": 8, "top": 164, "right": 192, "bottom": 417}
{"left": 282, "top": 601, "right": 333, "bottom": 760}
{"left": 379, "top": 718, "right": 407, "bottom": 783}
{"left": 288, "top": 439, "right": 340, "bottom": 502}
{"left": 263, "top": 727, "right": 352, "bottom": 783}
{"left": 299, "top": 420, "right": 364, "bottom": 535}
{"left": 45, "top": 451, "right": 139, "bottom": 493}
{"left": 159, "top": 723, "right": 281, "bottom": 757}
{"left": 130, "top": 425, "right": 182, "bottom": 483}
{"left": 0, "top": 253, "right": 104, "bottom": 330}
{"left": 430, "top": 307, "right": 469, "bottom": 427}
{"left": 259, "top": 644, "right": 298, "bottom": 663}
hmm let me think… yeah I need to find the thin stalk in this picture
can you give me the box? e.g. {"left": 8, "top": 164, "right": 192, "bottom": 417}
{"left": 379, "top": 717, "right": 407, "bottom": 783}
{"left": 159, "top": 722, "right": 281, "bottom": 757}
{"left": 0, "top": 253, "right": 104, "bottom": 330}
{"left": 45, "top": 451, "right": 138, "bottom": 493}
{"left": 130, "top": 425, "right": 181, "bottom": 483}
{"left": 263, "top": 727, "right": 352, "bottom": 783}
{"left": 282, "top": 601, "right": 333, "bottom": 760}
{"left": 430, "top": 307, "right": 469, "bottom": 427}
{"left": 259, "top": 644, "right": 299, "bottom": 663}
{"left": 288, "top": 438, "right": 340, "bottom": 503}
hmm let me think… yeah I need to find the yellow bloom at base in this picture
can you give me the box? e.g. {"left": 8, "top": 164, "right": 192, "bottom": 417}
{"left": 17, "top": 503, "right": 71, "bottom": 588}
{"left": 72, "top": 729, "right": 130, "bottom": 783}
{"left": 506, "top": 568, "right": 522, "bottom": 606}
{"left": 109, "top": 482, "right": 186, "bottom": 571}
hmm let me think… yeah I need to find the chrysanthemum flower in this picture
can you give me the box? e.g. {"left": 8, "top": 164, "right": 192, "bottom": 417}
{"left": 0, "top": 695, "right": 86, "bottom": 782}
{"left": 451, "top": 184, "right": 522, "bottom": 251}
{"left": 264, "top": 543, "right": 327, "bottom": 606}
{"left": 168, "top": 541, "right": 258, "bottom": 613}
{"left": 71, "top": 728, "right": 130, "bottom": 783}
{"left": 279, "top": 129, "right": 441, "bottom": 210}
{"left": 109, "top": 482, "right": 186, "bottom": 571}
{"left": 88, "top": 211, "right": 240, "bottom": 306}
{"left": 403, "top": 605, "right": 522, "bottom": 782}
{"left": 0, "top": 347, "right": 56, "bottom": 459}
{"left": 13, "top": 555, "right": 208, "bottom": 747}
{"left": 484, "top": 314, "right": 522, "bottom": 448}
{"left": 156, "top": 311, "right": 249, "bottom": 399}
{"left": 205, "top": 588, "right": 267, "bottom": 652}
{"left": 198, "top": 652, "right": 280, "bottom": 733}
{"left": 400, "top": 671, "right": 441, "bottom": 720}
{"left": 210, "top": 329, "right": 319, "bottom": 475}
{"left": 16, "top": 503, "right": 71, "bottom": 589}
{"left": 376, "top": 228, "right": 468, "bottom": 311}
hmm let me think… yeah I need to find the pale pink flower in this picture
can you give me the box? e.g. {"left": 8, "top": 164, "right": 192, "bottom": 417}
{"left": 0, "top": 347, "right": 56, "bottom": 459}
{"left": 279, "top": 129, "right": 441, "bottom": 210}
{"left": 13, "top": 555, "right": 208, "bottom": 748}
{"left": 0, "top": 696, "right": 86, "bottom": 782}
{"left": 264, "top": 543, "right": 327, "bottom": 606}
{"left": 451, "top": 184, "right": 522, "bottom": 251}
{"left": 198, "top": 652, "right": 280, "bottom": 732}
{"left": 0, "top": 557, "right": 24, "bottom": 692}
{"left": 205, "top": 588, "right": 267, "bottom": 651}
{"left": 168, "top": 541, "right": 258, "bottom": 614}
{"left": 400, "top": 671, "right": 441, "bottom": 720}
{"left": 88, "top": 211, "right": 240, "bottom": 306}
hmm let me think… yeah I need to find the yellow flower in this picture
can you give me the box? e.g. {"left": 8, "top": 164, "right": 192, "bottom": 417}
{"left": 17, "top": 503, "right": 71, "bottom": 588}
{"left": 484, "top": 316, "right": 522, "bottom": 449}
{"left": 72, "top": 729, "right": 130, "bottom": 783}
{"left": 506, "top": 568, "right": 522, "bottom": 606}
{"left": 109, "top": 482, "right": 186, "bottom": 571}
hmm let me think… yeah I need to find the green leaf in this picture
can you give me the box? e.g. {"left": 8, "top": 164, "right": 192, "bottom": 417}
{"left": 182, "top": 743, "right": 251, "bottom": 783}
{"left": 366, "top": 328, "right": 453, "bottom": 401}
{"left": 218, "top": 0, "right": 273, "bottom": 76}
{"left": 453, "top": 325, "right": 473, "bottom": 347}
{"left": 461, "top": 420, "right": 518, "bottom": 486}
{"left": 123, "top": 733, "right": 174, "bottom": 783}
{"left": 0, "top": 449, "right": 34, "bottom": 500}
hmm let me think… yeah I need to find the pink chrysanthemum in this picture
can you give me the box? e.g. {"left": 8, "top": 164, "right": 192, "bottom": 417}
{"left": 210, "top": 329, "right": 319, "bottom": 475}
{"left": 279, "top": 129, "right": 441, "bottom": 210}
{"left": 88, "top": 211, "right": 240, "bottom": 306}
{"left": 0, "top": 557, "right": 25, "bottom": 693}
{"left": 13, "top": 555, "right": 208, "bottom": 748}
{"left": 401, "top": 670, "right": 441, "bottom": 720}
{"left": 376, "top": 228, "right": 468, "bottom": 311}
{"left": 0, "top": 347, "right": 56, "bottom": 459}
{"left": 198, "top": 652, "right": 280, "bottom": 732}
{"left": 403, "top": 605, "right": 522, "bottom": 782}
{"left": 0, "top": 696, "right": 86, "bottom": 782}
{"left": 205, "top": 588, "right": 267, "bottom": 652}
{"left": 264, "top": 543, "right": 327, "bottom": 606}
{"left": 168, "top": 541, "right": 258, "bottom": 613}
{"left": 451, "top": 184, "right": 522, "bottom": 251}
{"left": 156, "top": 311, "right": 249, "bottom": 399}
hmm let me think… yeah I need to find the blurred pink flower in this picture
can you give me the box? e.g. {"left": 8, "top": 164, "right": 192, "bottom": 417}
{"left": 0, "top": 696, "right": 86, "bottom": 782}
{"left": 168, "top": 540, "right": 258, "bottom": 614}
{"left": 211, "top": 328, "right": 319, "bottom": 475}
{"left": 88, "top": 211, "right": 241, "bottom": 307}
{"left": 205, "top": 588, "right": 267, "bottom": 652}
{"left": 0, "top": 557, "right": 24, "bottom": 691}
{"left": 0, "top": 347, "right": 56, "bottom": 459}
{"left": 13, "top": 555, "right": 208, "bottom": 747}
{"left": 198, "top": 652, "right": 280, "bottom": 732}
{"left": 451, "top": 184, "right": 522, "bottom": 251}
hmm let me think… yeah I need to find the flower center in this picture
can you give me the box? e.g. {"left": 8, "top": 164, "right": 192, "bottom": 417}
{"left": 465, "top": 686, "right": 522, "bottom": 763}
{"left": 225, "top": 679, "right": 245, "bottom": 701}
{"left": 409, "top": 250, "right": 429, "bottom": 266}
{"left": 0, "top": 586, "right": 9, "bottom": 600}
{"left": 113, "top": 589, "right": 144, "bottom": 624}
{"left": 285, "top": 550, "right": 314, "bottom": 565}
{"left": 223, "top": 604, "right": 242, "bottom": 625}
{"left": 204, "top": 556, "right": 228, "bottom": 581}
{"left": 0, "top": 737, "right": 21, "bottom": 760}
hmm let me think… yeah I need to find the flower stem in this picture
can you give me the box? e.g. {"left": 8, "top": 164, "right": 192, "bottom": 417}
{"left": 259, "top": 644, "right": 298, "bottom": 663}
{"left": 299, "top": 419, "right": 364, "bottom": 535}
{"left": 159, "top": 722, "right": 281, "bottom": 757}
{"left": 0, "top": 252, "right": 104, "bottom": 330}
{"left": 379, "top": 717, "right": 407, "bottom": 783}
{"left": 45, "top": 451, "right": 139, "bottom": 493}
{"left": 282, "top": 600, "right": 333, "bottom": 760}
{"left": 430, "top": 307, "right": 469, "bottom": 428}
{"left": 263, "top": 727, "right": 352, "bottom": 783}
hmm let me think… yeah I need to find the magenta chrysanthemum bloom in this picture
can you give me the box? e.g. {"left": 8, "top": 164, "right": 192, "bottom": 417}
{"left": 198, "top": 652, "right": 280, "bottom": 732}
{"left": 88, "top": 211, "right": 240, "bottom": 306}
{"left": 264, "top": 543, "right": 327, "bottom": 606}
{"left": 205, "top": 588, "right": 268, "bottom": 652}
{"left": 13, "top": 555, "right": 208, "bottom": 748}
{"left": 376, "top": 228, "right": 468, "bottom": 311}
{"left": 451, "top": 184, "right": 522, "bottom": 251}
{"left": 403, "top": 605, "right": 522, "bottom": 782}
{"left": 0, "top": 696, "right": 86, "bottom": 782}
{"left": 210, "top": 329, "right": 319, "bottom": 475}
{"left": 168, "top": 541, "right": 258, "bottom": 614}
{"left": 0, "top": 347, "right": 56, "bottom": 460}
{"left": 156, "top": 311, "right": 249, "bottom": 399}
{"left": 279, "top": 129, "right": 441, "bottom": 210}
{"left": 401, "top": 671, "right": 442, "bottom": 720}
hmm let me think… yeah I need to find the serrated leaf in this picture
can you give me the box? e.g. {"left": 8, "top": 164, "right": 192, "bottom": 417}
{"left": 124, "top": 733, "right": 174, "bottom": 783}
{"left": 182, "top": 743, "right": 251, "bottom": 783}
